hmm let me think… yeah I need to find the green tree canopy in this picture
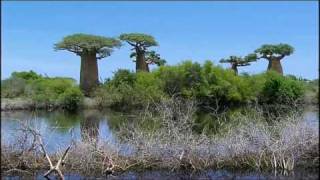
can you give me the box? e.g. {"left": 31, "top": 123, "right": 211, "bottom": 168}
{"left": 219, "top": 54, "right": 257, "bottom": 75}
{"left": 119, "top": 33, "right": 159, "bottom": 72}
{"left": 254, "top": 43, "right": 294, "bottom": 74}
{"left": 54, "top": 33, "right": 121, "bottom": 96}
{"left": 130, "top": 50, "right": 166, "bottom": 66}
{"left": 119, "top": 33, "right": 158, "bottom": 49}
{"left": 54, "top": 33, "right": 121, "bottom": 59}
{"left": 254, "top": 43, "right": 294, "bottom": 60}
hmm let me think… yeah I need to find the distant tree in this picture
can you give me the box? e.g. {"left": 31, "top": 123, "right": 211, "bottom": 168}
{"left": 119, "top": 33, "right": 158, "bottom": 72}
{"left": 254, "top": 43, "right": 294, "bottom": 75}
{"left": 219, "top": 53, "right": 257, "bottom": 75}
{"left": 130, "top": 50, "right": 166, "bottom": 69}
{"left": 54, "top": 33, "right": 121, "bottom": 96}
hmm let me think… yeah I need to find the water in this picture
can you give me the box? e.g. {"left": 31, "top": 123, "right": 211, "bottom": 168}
{"left": 3, "top": 169, "right": 319, "bottom": 179}
{"left": 1, "top": 107, "right": 319, "bottom": 179}
{"left": 1, "top": 109, "right": 133, "bottom": 153}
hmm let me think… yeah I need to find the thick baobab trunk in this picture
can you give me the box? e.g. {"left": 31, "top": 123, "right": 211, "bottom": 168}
{"left": 136, "top": 50, "right": 149, "bottom": 72}
{"left": 267, "top": 59, "right": 283, "bottom": 75}
{"left": 80, "top": 53, "right": 99, "bottom": 96}
{"left": 231, "top": 63, "right": 238, "bottom": 75}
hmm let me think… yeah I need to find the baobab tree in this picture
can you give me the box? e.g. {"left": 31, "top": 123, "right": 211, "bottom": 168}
{"left": 254, "top": 43, "right": 294, "bottom": 75}
{"left": 119, "top": 33, "right": 158, "bottom": 72}
{"left": 130, "top": 50, "right": 166, "bottom": 71}
{"left": 54, "top": 33, "right": 121, "bottom": 96}
{"left": 219, "top": 54, "right": 257, "bottom": 75}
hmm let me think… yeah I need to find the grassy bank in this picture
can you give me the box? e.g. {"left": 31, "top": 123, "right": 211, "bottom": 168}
{"left": 1, "top": 99, "right": 318, "bottom": 177}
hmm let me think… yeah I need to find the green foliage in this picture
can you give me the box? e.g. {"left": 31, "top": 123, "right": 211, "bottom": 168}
{"left": 95, "top": 70, "right": 164, "bottom": 110}
{"left": 1, "top": 76, "right": 27, "bottom": 98}
{"left": 131, "top": 50, "right": 166, "bottom": 66}
{"left": 11, "top": 70, "right": 42, "bottom": 81}
{"left": 259, "top": 71, "right": 305, "bottom": 104}
{"left": 109, "top": 69, "right": 137, "bottom": 88}
{"left": 220, "top": 55, "right": 255, "bottom": 65}
{"left": 26, "top": 77, "right": 76, "bottom": 102}
{"left": 97, "top": 61, "right": 305, "bottom": 110}
{"left": 58, "top": 87, "right": 84, "bottom": 110}
{"left": 119, "top": 33, "right": 158, "bottom": 47}
{"left": 1, "top": 71, "right": 83, "bottom": 110}
{"left": 255, "top": 43, "right": 294, "bottom": 57}
{"left": 154, "top": 61, "right": 256, "bottom": 106}
{"left": 54, "top": 33, "right": 121, "bottom": 59}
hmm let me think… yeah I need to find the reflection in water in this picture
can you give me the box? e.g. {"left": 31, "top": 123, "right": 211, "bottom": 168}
{"left": 80, "top": 110, "right": 101, "bottom": 144}
{"left": 1, "top": 106, "right": 318, "bottom": 154}
{"left": 3, "top": 169, "right": 319, "bottom": 180}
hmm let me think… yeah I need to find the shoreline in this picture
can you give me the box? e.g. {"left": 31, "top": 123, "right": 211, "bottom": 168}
{"left": 1, "top": 97, "right": 101, "bottom": 111}
{"left": 1, "top": 97, "right": 318, "bottom": 112}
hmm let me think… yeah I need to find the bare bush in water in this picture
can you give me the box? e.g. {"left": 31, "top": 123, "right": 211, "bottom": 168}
{"left": 1, "top": 98, "right": 319, "bottom": 177}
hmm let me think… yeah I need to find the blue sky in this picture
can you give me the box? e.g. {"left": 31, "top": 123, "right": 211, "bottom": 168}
{"left": 2, "top": 1, "right": 319, "bottom": 81}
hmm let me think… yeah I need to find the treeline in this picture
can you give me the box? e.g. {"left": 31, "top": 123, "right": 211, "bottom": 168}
{"left": 53, "top": 33, "right": 294, "bottom": 96}
{"left": 2, "top": 61, "right": 315, "bottom": 111}
{"left": 2, "top": 32, "right": 317, "bottom": 111}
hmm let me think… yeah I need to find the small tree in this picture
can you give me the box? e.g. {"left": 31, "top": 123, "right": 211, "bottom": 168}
{"left": 119, "top": 33, "right": 158, "bottom": 72}
{"left": 130, "top": 50, "right": 166, "bottom": 70}
{"left": 219, "top": 54, "right": 257, "bottom": 75}
{"left": 54, "top": 33, "right": 121, "bottom": 96}
{"left": 254, "top": 43, "right": 294, "bottom": 75}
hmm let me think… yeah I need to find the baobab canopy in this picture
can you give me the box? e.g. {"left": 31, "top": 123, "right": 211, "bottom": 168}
{"left": 254, "top": 43, "right": 294, "bottom": 74}
{"left": 119, "top": 33, "right": 158, "bottom": 48}
{"left": 54, "top": 33, "right": 121, "bottom": 59}
{"left": 219, "top": 53, "right": 257, "bottom": 75}
{"left": 255, "top": 44, "right": 294, "bottom": 59}
{"left": 120, "top": 33, "right": 159, "bottom": 72}
{"left": 54, "top": 33, "right": 121, "bottom": 96}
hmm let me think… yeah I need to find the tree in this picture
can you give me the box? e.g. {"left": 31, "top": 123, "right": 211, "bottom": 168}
{"left": 54, "top": 33, "right": 121, "bottom": 96}
{"left": 119, "top": 33, "right": 158, "bottom": 72}
{"left": 130, "top": 50, "right": 166, "bottom": 71}
{"left": 219, "top": 53, "right": 257, "bottom": 75}
{"left": 254, "top": 43, "right": 294, "bottom": 75}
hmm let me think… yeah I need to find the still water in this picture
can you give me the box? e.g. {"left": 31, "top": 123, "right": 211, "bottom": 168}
{"left": 1, "top": 107, "right": 319, "bottom": 179}
{"left": 3, "top": 169, "right": 319, "bottom": 180}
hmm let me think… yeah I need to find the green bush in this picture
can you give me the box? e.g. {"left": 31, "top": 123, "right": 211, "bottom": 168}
{"left": 108, "top": 69, "right": 136, "bottom": 88}
{"left": 58, "top": 87, "right": 84, "bottom": 110}
{"left": 99, "top": 61, "right": 306, "bottom": 110}
{"left": 1, "top": 77, "right": 27, "bottom": 98}
{"left": 95, "top": 71, "right": 165, "bottom": 110}
{"left": 259, "top": 71, "right": 305, "bottom": 104}
{"left": 26, "top": 77, "right": 77, "bottom": 103}
{"left": 11, "top": 70, "right": 42, "bottom": 81}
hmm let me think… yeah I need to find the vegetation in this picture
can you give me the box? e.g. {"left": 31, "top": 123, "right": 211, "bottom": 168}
{"left": 131, "top": 50, "right": 166, "bottom": 67}
{"left": 92, "top": 61, "right": 306, "bottom": 111}
{"left": 120, "top": 33, "right": 158, "bottom": 72}
{"left": 1, "top": 71, "right": 84, "bottom": 110}
{"left": 54, "top": 33, "right": 121, "bottom": 96}
{"left": 219, "top": 53, "right": 257, "bottom": 75}
{"left": 1, "top": 60, "right": 309, "bottom": 111}
{"left": 254, "top": 44, "right": 294, "bottom": 74}
{"left": 1, "top": 99, "right": 318, "bottom": 176}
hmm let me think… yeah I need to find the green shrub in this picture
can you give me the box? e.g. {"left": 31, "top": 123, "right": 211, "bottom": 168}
{"left": 1, "top": 77, "right": 27, "bottom": 98}
{"left": 259, "top": 72, "right": 305, "bottom": 104}
{"left": 108, "top": 69, "right": 136, "bottom": 87}
{"left": 58, "top": 87, "right": 84, "bottom": 110}
{"left": 25, "top": 77, "right": 79, "bottom": 106}
{"left": 11, "top": 70, "right": 42, "bottom": 81}
{"left": 95, "top": 70, "right": 166, "bottom": 110}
